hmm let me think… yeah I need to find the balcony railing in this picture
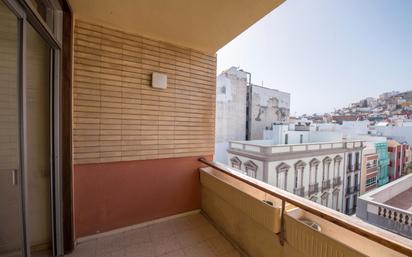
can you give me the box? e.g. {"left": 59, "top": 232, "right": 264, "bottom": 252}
{"left": 199, "top": 158, "right": 412, "bottom": 256}
{"left": 308, "top": 183, "right": 319, "bottom": 196}
{"left": 346, "top": 186, "right": 357, "bottom": 195}
{"left": 293, "top": 186, "right": 305, "bottom": 197}
{"left": 321, "top": 179, "right": 331, "bottom": 191}
{"left": 347, "top": 165, "right": 354, "bottom": 173}
{"left": 333, "top": 176, "right": 342, "bottom": 187}
{"left": 366, "top": 163, "right": 378, "bottom": 170}
{"left": 346, "top": 207, "right": 356, "bottom": 215}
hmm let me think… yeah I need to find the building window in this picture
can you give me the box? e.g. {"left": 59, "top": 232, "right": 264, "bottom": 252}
{"left": 345, "top": 197, "right": 350, "bottom": 214}
{"left": 322, "top": 157, "right": 332, "bottom": 181}
{"left": 333, "top": 155, "right": 342, "bottom": 178}
{"left": 355, "top": 152, "right": 360, "bottom": 170}
{"left": 219, "top": 85, "right": 226, "bottom": 94}
{"left": 276, "top": 162, "right": 290, "bottom": 190}
{"left": 366, "top": 177, "right": 377, "bottom": 187}
{"left": 309, "top": 158, "right": 320, "bottom": 185}
{"left": 294, "top": 160, "right": 306, "bottom": 189}
{"left": 321, "top": 192, "right": 329, "bottom": 207}
{"left": 244, "top": 160, "right": 258, "bottom": 178}
{"left": 230, "top": 157, "right": 242, "bottom": 170}
{"left": 285, "top": 134, "right": 288, "bottom": 144}
{"left": 354, "top": 173, "right": 358, "bottom": 188}
{"left": 353, "top": 194, "right": 357, "bottom": 209}
{"left": 347, "top": 153, "right": 352, "bottom": 169}
{"left": 332, "top": 190, "right": 339, "bottom": 210}
{"left": 299, "top": 134, "right": 303, "bottom": 144}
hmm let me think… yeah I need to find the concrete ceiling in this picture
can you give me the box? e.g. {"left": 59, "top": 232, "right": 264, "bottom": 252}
{"left": 68, "top": 0, "right": 285, "bottom": 54}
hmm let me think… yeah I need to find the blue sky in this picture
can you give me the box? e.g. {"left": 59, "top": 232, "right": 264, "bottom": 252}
{"left": 217, "top": 0, "right": 412, "bottom": 116}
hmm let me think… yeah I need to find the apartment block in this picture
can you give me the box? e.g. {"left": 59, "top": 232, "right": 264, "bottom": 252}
{"left": 377, "top": 142, "right": 390, "bottom": 186}
{"left": 215, "top": 67, "right": 290, "bottom": 163}
{"left": 227, "top": 140, "right": 363, "bottom": 215}
{"left": 388, "top": 140, "right": 410, "bottom": 181}
{"left": 361, "top": 149, "right": 379, "bottom": 193}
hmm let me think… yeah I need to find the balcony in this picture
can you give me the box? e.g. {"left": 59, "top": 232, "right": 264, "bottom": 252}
{"left": 308, "top": 183, "right": 319, "bottom": 196}
{"left": 67, "top": 212, "right": 241, "bottom": 257}
{"left": 333, "top": 176, "right": 342, "bottom": 187}
{"left": 293, "top": 186, "right": 305, "bottom": 197}
{"left": 347, "top": 165, "right": 354, "bottom": 173}
{"left": 346, "top": 207, "right": 357, "bottom": 216}
{"left": 66, "top": 159, "right": 412, "bottom": 257}
{"left": 346, "top": 186, "right": 355, "bottom": 195}
{"left": 321, "top": 179, "right": 331, "bottom": 191}
{"left": 198, "top": 159, "right": 412, "bottom": 257}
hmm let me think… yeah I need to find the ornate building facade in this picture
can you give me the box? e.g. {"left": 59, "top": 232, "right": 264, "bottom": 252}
{"left": 227, "top": 140, "right": 364, "bottom": 214}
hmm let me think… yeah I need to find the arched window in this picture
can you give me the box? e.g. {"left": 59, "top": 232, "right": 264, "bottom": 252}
{"left": 309, "top": 158, "right": 320, "bottom": 185}
{"left": 276, "top": 162, "right": 290, "bottom": 190}
{"left": 294, "top": 160, "right": 306, "bottom": 189}
{"left": 244, "top": 160, "right": 258, "bottom": 178}
{"left": 230, "top": 157, "right": 242, "bottom": 170}
{"left": 333, "top": 155, "right": 342, "bottom": 179}
{"left": 322, "top": 157, "right": 332, "bottom": 181}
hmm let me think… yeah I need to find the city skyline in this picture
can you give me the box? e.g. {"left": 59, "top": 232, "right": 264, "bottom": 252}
{"left": 217, "top": 0, "right": 412, "bottom": 116}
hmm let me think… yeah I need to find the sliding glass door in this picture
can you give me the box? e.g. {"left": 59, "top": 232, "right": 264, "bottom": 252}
{"left": 0, "top": 0, "right": 62, "bottom": 256}
{"left": 0, "top": 1, "right": 23, "bottom": 256}
{"left": 26, "top": 22, "right": 52, "bottom": 257}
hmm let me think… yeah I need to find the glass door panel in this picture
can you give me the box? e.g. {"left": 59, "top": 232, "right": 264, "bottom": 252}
{"left": 0, "top": 1, "right": 22, "bottom": 256}
{"left": 26, "top": 22, "right": 52, "bottom": 257}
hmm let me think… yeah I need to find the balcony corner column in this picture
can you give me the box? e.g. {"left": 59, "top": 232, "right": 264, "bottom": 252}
{"left": 279, "top": 199, "right": 286, "bottom": 246}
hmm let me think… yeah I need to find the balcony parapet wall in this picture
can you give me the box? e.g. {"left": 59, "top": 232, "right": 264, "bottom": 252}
{"left": 199, "top": 159, "right": 412, "bottom": 257}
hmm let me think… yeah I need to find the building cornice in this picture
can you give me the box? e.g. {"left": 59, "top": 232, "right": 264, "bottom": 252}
{"left": 228, "top": 146, "right": 363, "bottom": 162}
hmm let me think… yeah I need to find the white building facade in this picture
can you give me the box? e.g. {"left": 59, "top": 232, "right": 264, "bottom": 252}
{"left": 214, "top": 67, "right": 290, "bottom": 163}
{"left": 227, "top": 140, "right": 364, "bottom": 215}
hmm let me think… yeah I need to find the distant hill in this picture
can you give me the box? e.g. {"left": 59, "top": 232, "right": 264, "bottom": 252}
{"left": 396, "top": 90, "right": 412, "bottom": 102}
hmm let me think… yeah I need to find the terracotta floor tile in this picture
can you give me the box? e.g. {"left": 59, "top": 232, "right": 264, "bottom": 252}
{"left": 154, "top": 235, "right": 181, "bottom": 256}
{"left": 182, "top": 242, "right": 215, "bottom": 257}
{"left": 66, "top": 213, "right": 242, "bottom": 257}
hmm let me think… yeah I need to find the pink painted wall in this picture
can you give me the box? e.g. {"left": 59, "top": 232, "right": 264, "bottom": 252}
{"left": 73, "top": 156, "right": 211, "bottom": 237}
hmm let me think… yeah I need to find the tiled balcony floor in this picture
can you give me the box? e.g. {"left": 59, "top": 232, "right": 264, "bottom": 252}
{"left": 66, "top": 212, "right": 243, "bottom": 257}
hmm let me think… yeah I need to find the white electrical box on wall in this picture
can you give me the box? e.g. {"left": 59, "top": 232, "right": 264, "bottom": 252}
{"left": 152, "top": 72, "right": 167, "bottom": 89}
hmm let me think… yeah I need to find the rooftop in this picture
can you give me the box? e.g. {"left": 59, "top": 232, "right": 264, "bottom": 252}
{"left": 357, "top": 173, "right": 412, "bottom": 239}
{"left": 385, "top": 188, "right": 412, "bottom": 212}
{"left": 228, "top": 140, "right": 364, "bottom": 161}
